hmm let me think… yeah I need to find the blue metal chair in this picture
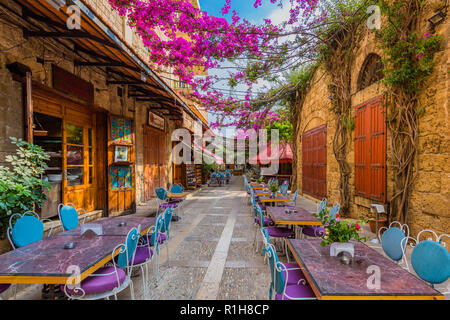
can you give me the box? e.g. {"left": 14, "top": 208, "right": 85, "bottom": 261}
{"left": 7, "top": 211, "right": 54, "bottom": 249}
{"left": 169, "top": 184, "right": 185, "bottom": 216}
{"left": 279, "top": 182, "right": 289, "bottom": 196}
{"left": 378, "top": 221, "right": 410, "bottom": 270}
{"left": 318, "top": 198, "right": 327, "bottom": 214}
{"left": 155, "top": 187, "right": 177, "bottom": 215}
{"left": 58, "top": 203, "right": 87, "bottom": 231}
{"left": 4, "top": 211, "right": 53, "bottom": 299}
{"left": 256, "top": 203, "right": 293, "bottom": 261}
{"left": 283, "top": 190, "right": 299, "bottom": 208}
{"left": 63, "top": 227, "right": 139, "bottom": 300}
{"left": 302, "top": 203, "right": 339, "bottom": 238}
{"left": 405, "top": 230, "right": 450, "bottom": 294}
{"left": 411, "top": 240, "right": 450, "bottom": 290}
{"left": 266, "top": 244, "right": 315, "bottom": 300}
{"left": 145, "top": 214, "right": 166, "bottom": 284}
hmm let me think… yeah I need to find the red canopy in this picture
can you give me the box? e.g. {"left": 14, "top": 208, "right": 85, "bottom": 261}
{"left": 250, "top": 143, "right": 293, "bottom": 164}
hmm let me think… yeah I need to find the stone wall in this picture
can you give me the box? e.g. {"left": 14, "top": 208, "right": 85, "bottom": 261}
{"left": 0, "top": 0, "right": 182, "bottom": 208}
{"left": 294, "top": 2, "right": 450, "bottom": 237}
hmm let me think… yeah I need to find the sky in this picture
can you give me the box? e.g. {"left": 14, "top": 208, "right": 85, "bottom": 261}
{"left": 197, "top": 1, "right": 292, "bottom": 137}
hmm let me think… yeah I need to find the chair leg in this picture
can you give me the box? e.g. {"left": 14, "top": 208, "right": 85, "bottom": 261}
{"left": 129, "top": 280, "right": 135, "bottom": 300}
{"left": 166, "top": 242, "right": 170, "bottom": 267}
{"left": 140, "top": 265, "right": 146, "bottom": 298}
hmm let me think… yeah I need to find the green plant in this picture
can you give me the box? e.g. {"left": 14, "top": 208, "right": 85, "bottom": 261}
{"left": 269, "top": 182, "right": 278, "bottom": 193}
{"left": 257, "top": 177, "right": 264, "bottom": 184}
{"left": 374, "top": 0, "right": 442, "bottom": 223}
{"left": 313, "top": 206, "right": 368, "bottom": 246}
{"left": 0, "top": 137, "right": 51, "bottom": 237}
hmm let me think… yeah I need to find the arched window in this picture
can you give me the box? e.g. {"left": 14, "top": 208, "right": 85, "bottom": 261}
{"left": 357, "top": 53, "right": 384, "bottom": 91}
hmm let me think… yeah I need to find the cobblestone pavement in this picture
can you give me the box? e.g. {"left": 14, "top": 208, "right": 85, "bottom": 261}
{"left": 125, "top": 176, "right": 272, "bottom": 300}
{"left": 9, "top": 176, "right": 449, "bottom": 300}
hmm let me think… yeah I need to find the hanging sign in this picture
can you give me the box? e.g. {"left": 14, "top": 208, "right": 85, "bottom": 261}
{"left": 148, "top": 110, "right": 165, "bottom": 131}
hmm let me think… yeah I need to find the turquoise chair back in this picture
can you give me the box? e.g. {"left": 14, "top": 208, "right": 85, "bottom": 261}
{"left": 329, "top": 204, "right": 340, "bottom": 219}
{"left": 150, "top": 215, "right": 165, "bottom": 248}
{"left": 10, "top": 214, "right": 44, "bottom": 248}
{"left": 59, "top": 205, "right": 80, "bottom": 231}
{"left": 411, "top": 240, "right": 450, "bottom": 285}
{"left": 117, "top": 227, "right": 139, "bottom": 269}
{"left": 161, "top": 208, "right": 173, "bottom": 234}
{"left": 280, "top": 183, "right": 288, "bottom": 196}
{"left": 318, "top": 198, "right": 327, "bottom": 214}
{"left": 381, "top": 227, "right": 406, "bottom": 261}
{"left": 267, "top": 245, "right": 285, "bottom": 297}
{"left": 257, "top": 205, "right": 265, "bottom": 228}
{"left": 170, "top": 185, "right": 183, "bottom": 193}
{"left": 155, "top": 187, "right": 168, "bottom": 201}
{"left": 292, "top": 190, "right": 299, "bottom": 203}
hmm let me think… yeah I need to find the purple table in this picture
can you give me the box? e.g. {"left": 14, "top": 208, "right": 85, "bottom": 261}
{"left": 0, "top": 216, "right": 156, "bottom": 284}
{"left": 258, "top": 195, "right": 290, "bottom": 203}
{"left": 287, "top": 239, "right": 444, "bottom": 300}
{"left": 0, "top": 235, "right": 124, "bottom": 284}
{"left": 266, "top": 206, "right": 321, "bottom": 226}
{"left": 60, "top": 216, "right": 156, "bottom": 236}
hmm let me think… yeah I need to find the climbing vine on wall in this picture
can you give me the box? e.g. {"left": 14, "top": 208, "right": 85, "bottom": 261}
{"left": 286, "top": 67, "right": 316, "bottom": 190}
{"left": 375, "top": 0, "right": 442, "bottom": 223}
{"left": 319, "top": 8, "right": 366, "bottom": 215}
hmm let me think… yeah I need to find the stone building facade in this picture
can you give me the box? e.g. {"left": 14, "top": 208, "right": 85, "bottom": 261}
{"left": 0, "top": 0, "right": 209, "bottom": 223}
{"left": 293, "top": 1, "right": 449, "bottom": 236}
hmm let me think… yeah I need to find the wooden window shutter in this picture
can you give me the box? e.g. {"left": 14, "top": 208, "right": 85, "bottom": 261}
{"left": 354, "top": 96, "right": 386, "bottom": 202}
{"left": 355, "top": 103, "right": 369, "bottom": 197}
{"left": 369, "top": 97, "right": 386, "bottom": 202}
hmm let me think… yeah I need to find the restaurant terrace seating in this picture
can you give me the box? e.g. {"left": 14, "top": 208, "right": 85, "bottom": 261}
{"left": 266, "top": 244, "right": 315, "bottom": 300}
{"left": 378, "top": 221, "right": 410, "bottom": 270}
{"left": 63, "top": 227, "right": 139, "bottom": 300}
{"left": 57, "top": 203, "right": 87, "bottom": 231}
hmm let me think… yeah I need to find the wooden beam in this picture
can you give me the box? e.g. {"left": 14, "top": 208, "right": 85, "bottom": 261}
{"left": 75, "top": 60, "right": 141, "bottom": 72}
{"left": 23, "top": 30, "right": 117, "bottom": 48}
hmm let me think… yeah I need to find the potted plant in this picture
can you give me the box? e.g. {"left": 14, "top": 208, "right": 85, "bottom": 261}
{"left": 257, "top": 177, "right": 264, "bottom": 184}
{"left": 268, "top": 182, "right": 278, "bottom": 198}
{"left": 0, "top": 138, "right": 51, "bottom": 239}
{"left": 313, "top": 206, "right": 369, "bottom": 260}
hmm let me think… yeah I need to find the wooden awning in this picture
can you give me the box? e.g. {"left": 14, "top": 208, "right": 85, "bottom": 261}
{"left": 9, "top": 0, "right": 208, "bottom": 125}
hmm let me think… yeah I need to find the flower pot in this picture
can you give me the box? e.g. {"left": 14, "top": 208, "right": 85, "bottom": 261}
{"left": 330, "top": 242, "right": 355, "bottom": 257}
{"left": 369, "top": 217, "right": 387, "bottom": 234}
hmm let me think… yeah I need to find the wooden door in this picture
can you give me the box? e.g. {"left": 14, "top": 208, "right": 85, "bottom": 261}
{"left": 302, "top": 124, "right": 327, "bottom": 199}
{"left": 62, "top": 106, "right": 96, "bottom": 211}
{"left": 144, "top": 126, "right": 166, "bottom": 201}
{"left": 108, "top": 116, "right": 135, "bottom": 216}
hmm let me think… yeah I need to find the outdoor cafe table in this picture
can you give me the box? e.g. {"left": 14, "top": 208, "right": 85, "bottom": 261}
{"left": 266, "top": 206, "right": 320, "bottom": 238}
{"left": 60, "top": 216, "right": 157, "bottom": 236}
{"left": 0, "top": 216, "right": 156, "bottom": 285}
{"left": 266, "top": 206, "right": 320, "bottom": 226}
{"left": 287, "top": 239, "right": 444, "bottom": 300}
{"left": 258, "top": 195, "right": 291, "bottom": 206}
{"left": 250, "top": 183, "right": 266, "bottom": 190}
{"left": 167, "top": 192, "right": 189, "bottom": 199}
{"left": 0, "top": 235, "right": 124, "bottom": 284}
{"left": 254, "top": 190, "right": 282, "bottom": 197}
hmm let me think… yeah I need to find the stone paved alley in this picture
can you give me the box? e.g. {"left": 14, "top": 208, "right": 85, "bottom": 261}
{"left": 10, "top": 176, "right": 449, "bottom": 300}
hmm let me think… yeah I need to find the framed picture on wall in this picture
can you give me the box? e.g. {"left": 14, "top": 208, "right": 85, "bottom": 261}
{"left": 114, "top": 145, "right": 129, "bottom": 162}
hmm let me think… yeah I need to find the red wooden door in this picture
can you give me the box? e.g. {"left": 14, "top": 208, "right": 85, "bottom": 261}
{"left": 302, "top": 125, "right": 327, "bottom": 199}
{"left": 354, "top": 96, "right": 386, "bottom": 202}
